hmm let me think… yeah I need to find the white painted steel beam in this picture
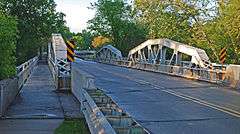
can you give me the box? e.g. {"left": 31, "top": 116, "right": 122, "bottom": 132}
{"left": 128, "top": 39, "right": 211, "bottom": 68}
{"left": 96, "top": 45, "right": 122, "bottom": 60}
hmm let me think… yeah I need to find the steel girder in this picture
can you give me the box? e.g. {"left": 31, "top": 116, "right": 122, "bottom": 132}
{"left": 96, "top": 45, "right": 122, "bottom": 60}
{"left": 49, "top": 34, "right": 70, "bottom": 76}
{"left": 128, "top": 39, "right": 211, "bottom": 68}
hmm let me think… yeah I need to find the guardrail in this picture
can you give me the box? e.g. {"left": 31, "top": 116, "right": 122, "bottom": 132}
{"left": 96, "top": 59, "right": 226, "bottom": 84}
{"left": 72, "top": 66, "right": 113, "bottom": 134}
{"left": 0, "top": 56, "right": 39, "bottom": 117}
{"left": 48, "top": 58, "right": 71, "bottom": 90}
{"left": 17, "top": 56, "right": 39, "bottom": 88}
{"left": 48, "top": 58, "right": 58, "bottom": 88}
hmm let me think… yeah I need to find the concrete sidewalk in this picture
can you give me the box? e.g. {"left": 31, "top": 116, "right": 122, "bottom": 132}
{"left": 0, "top": 63, "right": 82, "bottom": 134}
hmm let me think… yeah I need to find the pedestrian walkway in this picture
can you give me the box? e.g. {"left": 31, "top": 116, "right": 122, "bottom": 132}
{"left": 0, "top": 62, "right": 82, "bottom": 134}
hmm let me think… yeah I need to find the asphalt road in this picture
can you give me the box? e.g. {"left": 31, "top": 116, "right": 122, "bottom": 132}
{"left": 74, "top": 59, "right": 240, "bottom": 134}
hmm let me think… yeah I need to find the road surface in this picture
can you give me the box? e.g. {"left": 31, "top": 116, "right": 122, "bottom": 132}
{"left": 74, "top": 59, "right": 240, "bottom": 134}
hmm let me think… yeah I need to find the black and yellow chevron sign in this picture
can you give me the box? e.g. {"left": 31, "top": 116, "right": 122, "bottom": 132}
{"left": 66, "top": 40, "right": 75, "bottom": 62}
{"left": 219, "top": 47, "right": 227, "bottom": 64}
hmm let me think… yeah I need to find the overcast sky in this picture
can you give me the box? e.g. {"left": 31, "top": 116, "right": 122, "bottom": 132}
{"left": 55, "top": 0, "right": 97, "bottom": 33}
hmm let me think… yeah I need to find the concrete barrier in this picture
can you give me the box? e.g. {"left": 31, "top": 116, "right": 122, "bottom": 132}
{"left": 71, "top": 67, "right": 95, "bottom": 99}
{"left": 0, "top": 78, "right": 18, "bottom": 117}
{"left": 225, "top": 65, "right": 240, "bottom": 89}
{"left": 71, "top": 66, "right": 116, "bottom": 134}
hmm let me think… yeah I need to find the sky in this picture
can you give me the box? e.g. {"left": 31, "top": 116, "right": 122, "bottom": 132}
{"left": 55, "top": 0, "right": 97, "bottom": 33}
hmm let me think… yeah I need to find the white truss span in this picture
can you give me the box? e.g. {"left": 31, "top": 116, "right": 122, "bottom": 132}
{"left": 128, "top": 39, "right": 211, "bottom": 68}
{"left": 48, "top": 34, "right": 70, "bottom": 76}
{"left": 51, "top": 34, "right": 67, "bottom": 60}
{"left": 96, "top": 45, "right": 122, "bottom": 60}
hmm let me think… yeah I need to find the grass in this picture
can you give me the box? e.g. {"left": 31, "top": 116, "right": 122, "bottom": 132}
{"left": 54, "top": 118, "right": 90, "bottom": 134}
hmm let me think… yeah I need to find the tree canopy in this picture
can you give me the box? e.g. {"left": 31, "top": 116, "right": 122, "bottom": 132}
{"left": 134, "top": 0, "right": 240, "bottom": 64}
{"left": 1, "top": 0, "right": 69, "bottom": 65}
{"left": 0, "top": 12, "right": 17, "bottom": 80}
{"left": 88, "top": 0, "right": 147, "bottom": 56}
{"left": 85, "top": 0, "right": 239, "bottom": 64}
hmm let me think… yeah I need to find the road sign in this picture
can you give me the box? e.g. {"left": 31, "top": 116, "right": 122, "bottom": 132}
{"left": 66, "top": 40, "right": 75, "bottom": 62}
{"left": 219, "top": 47, "right": 227, "bottom": 64}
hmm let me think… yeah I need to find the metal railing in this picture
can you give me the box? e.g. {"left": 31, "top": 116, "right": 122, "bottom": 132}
{"left": 1, "top": 56, "right": 39, "bottom": 117}
{"left": 96, "top": 58, "right": 226, "bottom": 84}
{"left": 48, "top": 57, "right": 71, "bottom": 90}
{"left": 17, "top": 56, "right": 39, "bottom": 88}
{"left": 48, "top": 58, "right": 58, "bottom": 87}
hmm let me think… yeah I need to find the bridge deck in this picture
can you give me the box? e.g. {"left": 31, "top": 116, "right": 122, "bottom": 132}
{"left": 74, "top": 59, "right": 240, "bottom": 134}
{"left": 0, "top": 63, "right": 82, "bottom": 134}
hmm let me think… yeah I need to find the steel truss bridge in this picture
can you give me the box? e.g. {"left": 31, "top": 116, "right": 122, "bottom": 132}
{"left": 9, "top": 33, "right": 237, "bottom": 134}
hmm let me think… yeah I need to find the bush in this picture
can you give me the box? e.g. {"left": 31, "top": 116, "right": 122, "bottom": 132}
{"left": 0, "top": 12, "right": 17, "bottom": 80}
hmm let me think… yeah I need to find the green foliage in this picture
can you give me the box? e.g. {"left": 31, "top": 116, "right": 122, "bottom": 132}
{"left": 192, "top": 0, "right": 240, "bottom": 64}
{"left": 213, "top": 0, "right": 240, "bottom": 64}
{"left": 88, "top": 0, "right": 147, "bottom": 56}
{"left": 1, "top": 0, "right": 68, "bottom": 65}
{"left": 54, "top": 119, "right": 90, "bottom": 134}
{"left": 134, "top": 0, "right": 240, "bottom": 64}
{"left": 135, "top": 0, "right": 189, "bottom": 43}
{"left": 0, "top": 12, "right": 17, "bottom": 80}
{"left": 73, "top": 30, "right": 94, "bottom": 50}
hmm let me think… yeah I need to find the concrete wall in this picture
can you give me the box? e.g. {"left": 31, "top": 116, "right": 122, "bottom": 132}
{"left": 225, "top": 65, "right": 240, "bottom": 89}
{"left": 71, "top": 66, "right": 117, "bottom": 134}
{"left": 0, "top": 78, "right": 18, "bottom": 117}
{"left": 58, "top": 76, "right": 71, "bottom": 90}
{"left": 71, "top": 66, "right": 95, "bottom": 101}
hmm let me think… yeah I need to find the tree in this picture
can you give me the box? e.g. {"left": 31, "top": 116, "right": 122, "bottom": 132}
{"left": 192, "top": 0, "right": 240, "bottom": 64}
{"left": 0, "top": 12, "right": 17, "bottom": 80}
{"left": 73, "top": 30, "right": 94, "bottom": 50}
{"left": 92, "top": 36, "right": 111, "bottom": 48}
{"left": 216, "top": 0, "right": 240, "bottom": 64}
{"left": 1, "top": 0, "right": 68, "bottom": 65}
{"left": 134, "top": 0, "right": 240, "bottom": 63}
{"left": 88, "top": 0, "right": 147, "bottom": 56}
{"left": 134, "top": 0, "right": 213, "bottom": 42}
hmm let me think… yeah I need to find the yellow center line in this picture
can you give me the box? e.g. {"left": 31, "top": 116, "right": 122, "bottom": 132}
{"left": 162, "top": 89, "right": 240, "bottom": 118}
{"left": 95, "top": 63, "right": 240, "bottom": 118}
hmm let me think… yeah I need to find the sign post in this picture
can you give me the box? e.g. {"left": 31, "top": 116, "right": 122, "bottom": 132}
{"left": 66, "top": 40, "right": 75, "bottom": 62}
{"left": 220, "top": 47, "right": 227, "bottom": 65}
{"left": 66, "top": 40, "right": 75, "bottom": 78}
{"left": 219, "top": 47, "right": 227, "bottom": 80}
